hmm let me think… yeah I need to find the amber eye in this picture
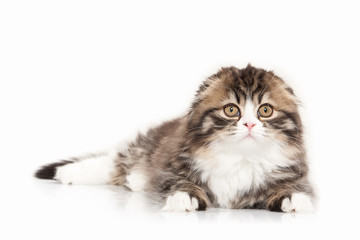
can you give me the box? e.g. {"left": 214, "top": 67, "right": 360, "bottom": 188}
{"left": 258, "top": 104, "right": 273, "bottom": 118}
{"left": 224, "top": 104, "right": 240, "bottom": 117}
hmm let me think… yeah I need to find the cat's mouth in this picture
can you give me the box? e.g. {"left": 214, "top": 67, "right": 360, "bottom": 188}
{"left": 241, "top": 134, "right": 257, "bottom": 143}
{"left": 245, "top": 134, "right": 255, "bottom": 139}
{"left": 230, "top": 133, "right": 257, "bottom": 144}
{"left": 236, "top": 132, "right": 265, "bottom": 144}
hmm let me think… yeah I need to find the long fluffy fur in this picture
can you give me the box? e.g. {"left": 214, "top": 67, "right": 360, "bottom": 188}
{"left": 35, "top": 65, "right": 314, "bottom": 212}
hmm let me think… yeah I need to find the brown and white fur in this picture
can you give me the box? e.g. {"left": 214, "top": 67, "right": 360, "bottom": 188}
{"left": 35, "top": 65, "right": 314, "bottom": 213}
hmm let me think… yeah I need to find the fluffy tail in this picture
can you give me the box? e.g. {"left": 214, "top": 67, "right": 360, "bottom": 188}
{"left": 34, "top": 152, "right": 117, "bottom": 185}
{"left": 35, "top": 160, "right": 73, "bottom": 180}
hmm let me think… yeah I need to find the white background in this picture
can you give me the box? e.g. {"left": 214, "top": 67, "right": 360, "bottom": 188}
{"left": 1, "top": 0, "right": 359, "bottom": 239}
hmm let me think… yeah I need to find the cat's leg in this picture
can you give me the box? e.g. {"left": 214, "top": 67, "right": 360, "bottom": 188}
{"left": 279, "top": 192, "right": 314, "bottom": 213}
{"left": 266, "top": 190, "right": 314, "bottom": 213}
{"left": 158, "top": 178, "right": 210, "bottom": 212}
{"left": 35, "top": 151, "right": 118, "bottom": 185}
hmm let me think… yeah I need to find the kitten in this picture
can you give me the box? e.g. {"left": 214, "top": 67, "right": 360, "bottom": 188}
{"left": 35, "top": 65, "right": 314, "bottom": 213}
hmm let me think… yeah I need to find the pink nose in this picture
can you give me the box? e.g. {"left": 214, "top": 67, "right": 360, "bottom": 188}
{"left": 244, "top": 122, "right": 256, "bottom": 131}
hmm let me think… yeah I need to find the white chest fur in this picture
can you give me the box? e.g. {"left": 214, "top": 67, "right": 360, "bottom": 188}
{"left": 194, "top": 139, "right": 290, "bottom": 208}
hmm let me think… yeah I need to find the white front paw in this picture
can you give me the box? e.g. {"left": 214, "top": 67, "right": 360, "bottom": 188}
{"left": 161, "top": 191, "right": 199, "bottom": 212}
{"left": 281, "top": 192, "right": 314, "bottom": 213}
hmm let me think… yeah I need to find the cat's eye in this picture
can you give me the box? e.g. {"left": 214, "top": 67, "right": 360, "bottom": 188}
{"left": 258, "top": 104, "right": 273, "bottom": 118}
{"left": 223, "top": 104, "right": 240, "bottom": 117}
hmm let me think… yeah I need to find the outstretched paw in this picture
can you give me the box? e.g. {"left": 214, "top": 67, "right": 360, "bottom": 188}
{"left": 161, "top": 191, "right": 199, "bottom": 212}
{"left": 281, "top": 192, "right": 314, "bottom": 213}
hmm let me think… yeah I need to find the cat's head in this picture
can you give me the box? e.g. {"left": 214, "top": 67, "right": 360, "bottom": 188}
{"left": 187, "top": 65, "right": 303, "bottom": 154}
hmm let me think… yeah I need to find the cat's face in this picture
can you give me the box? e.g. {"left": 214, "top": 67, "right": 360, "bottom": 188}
{"left": 188, "top": 65, "right": 302, "bottom": 152}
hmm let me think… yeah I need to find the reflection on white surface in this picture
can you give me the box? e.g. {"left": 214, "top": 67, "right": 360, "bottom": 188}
{"left": 28, "top": 179, "right": 316, "bottom": 225}
{"left": 0, "top": 172, "right": 347, "bottom": 240}
{"left": 1, "top": 173, "right": 322, "bottom": 240}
